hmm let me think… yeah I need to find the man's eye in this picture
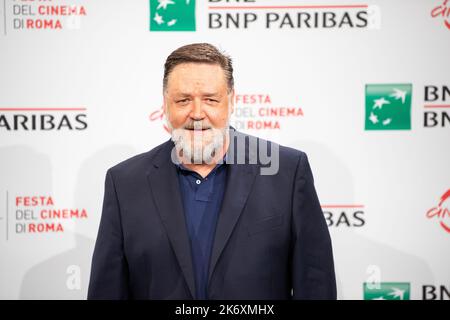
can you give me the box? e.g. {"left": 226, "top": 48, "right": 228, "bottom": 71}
{"left": 177, "top": 99, "right": 189, "bottom": 104}
{"left": 206, "top": 98, "right": 218, "bottom": 103}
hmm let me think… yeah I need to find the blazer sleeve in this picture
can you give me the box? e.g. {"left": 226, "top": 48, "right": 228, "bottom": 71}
{"left": 291, "top": 152, "right": 337, "bottom": 299}
{"left": 87, "top": 169, "right": 130, "bottom": 299}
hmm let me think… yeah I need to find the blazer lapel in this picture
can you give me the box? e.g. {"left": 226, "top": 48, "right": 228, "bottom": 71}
{"left": 146, "top": 141, "right": 196, "bottom": 299}
{"left": 208, "top": 132, "right": 259, "bottom": 283}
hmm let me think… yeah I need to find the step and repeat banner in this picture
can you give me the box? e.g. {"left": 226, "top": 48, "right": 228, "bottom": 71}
{"left": 0, "top": 0, "right": 449, "bottom": 300}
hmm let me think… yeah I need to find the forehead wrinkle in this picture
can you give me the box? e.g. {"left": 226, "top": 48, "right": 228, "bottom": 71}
{"left": 167, "top": 63, "right": 228, "bottom": 94}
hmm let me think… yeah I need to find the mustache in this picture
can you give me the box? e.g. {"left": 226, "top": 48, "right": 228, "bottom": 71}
{"left": 183, "top": 120, "right": 212, "bottom": 130}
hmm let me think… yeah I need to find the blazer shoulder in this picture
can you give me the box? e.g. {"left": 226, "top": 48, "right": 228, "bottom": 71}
{"left": 108, "top": 139, "right": 172, "bottom": 177}
{"left": 234, "top": 129, "right": 306, "bottom": 160}
{"left": 233, "top": 129, "right": 306, "bottom": 171}
{"left": 277, "top": 144, "right": 308, "bottom": 177}
{"left": 278, "top": 144, "right": 306, "bottom": 162}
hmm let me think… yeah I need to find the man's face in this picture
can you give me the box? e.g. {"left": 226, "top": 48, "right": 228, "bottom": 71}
{"left": 164, "top": 62, "right": 234, "bottom": 163}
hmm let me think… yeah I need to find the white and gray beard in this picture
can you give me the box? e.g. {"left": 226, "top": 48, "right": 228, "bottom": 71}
{"left": 170, "top": 121, "right": 228, "bottom": 165}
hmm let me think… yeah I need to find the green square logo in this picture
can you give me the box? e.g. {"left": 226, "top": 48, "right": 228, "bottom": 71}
{"left": 365, "top": 84, "right": 412, "bottom": 130}
{"left": 149, "top": 0, "right": 196, "bottom": 31}
{"left": 363, "top": 282, "right": 411, "bottom": 300}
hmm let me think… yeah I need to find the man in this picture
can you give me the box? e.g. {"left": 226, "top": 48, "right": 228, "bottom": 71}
{"left": 88, "top": 43, "right": 336, "bottom": 299}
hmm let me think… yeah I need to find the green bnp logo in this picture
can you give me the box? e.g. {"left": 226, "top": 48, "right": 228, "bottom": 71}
{"left": 365, "top": 84, "right": 412, "bottom": 130}
{"left": 363, "top": 282, "right": 411, "bottom": 300}
{"left": 149, "top": 0, "right": 196, "bottom": 31}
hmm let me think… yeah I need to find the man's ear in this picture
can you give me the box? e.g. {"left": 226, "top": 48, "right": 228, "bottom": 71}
{"left": 229, "top": 89, "right": 235, "bottom": 115}
{"left": 163, "top": 93, "right": 168, "bottom": 115}
{"left": 162, "top": 93, "right": 172, "bottom": 133}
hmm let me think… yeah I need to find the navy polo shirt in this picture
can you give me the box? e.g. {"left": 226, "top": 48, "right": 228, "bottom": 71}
{"left": 176, "top": 161, "right": 227, "bottom": 299}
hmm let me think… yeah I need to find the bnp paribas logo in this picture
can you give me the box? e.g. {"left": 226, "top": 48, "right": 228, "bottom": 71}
{"left": 365, "top": 84, "right": 412, "bottom": 130}
{"left": 149, "top": 0, "right": 196, "bottom": 31}
{"left": 363, "top": 282, "right": 411, "bottom": 300}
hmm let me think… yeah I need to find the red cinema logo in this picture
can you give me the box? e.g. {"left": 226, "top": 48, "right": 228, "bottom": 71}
{"left": 431, "top": 0, "right": 450, "bottom": 30}
{"left": 426, "top": 189, "right": 450, "bottom": 233}
{"left": 149, "top": 106, "right": 170, "bottom": 133}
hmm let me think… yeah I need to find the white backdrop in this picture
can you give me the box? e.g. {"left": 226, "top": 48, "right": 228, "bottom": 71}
{"left": 0, "top": 0, "right": 449, "bottom": 300}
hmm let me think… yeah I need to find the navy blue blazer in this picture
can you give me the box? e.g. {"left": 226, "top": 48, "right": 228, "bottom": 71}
{"left": 88, "top": 130, "right": 336, "bottom": 299}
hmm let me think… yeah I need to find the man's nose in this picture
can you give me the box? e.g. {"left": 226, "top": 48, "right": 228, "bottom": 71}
{"left": 190, "top": 99, "right": 205, "bottom": 120}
